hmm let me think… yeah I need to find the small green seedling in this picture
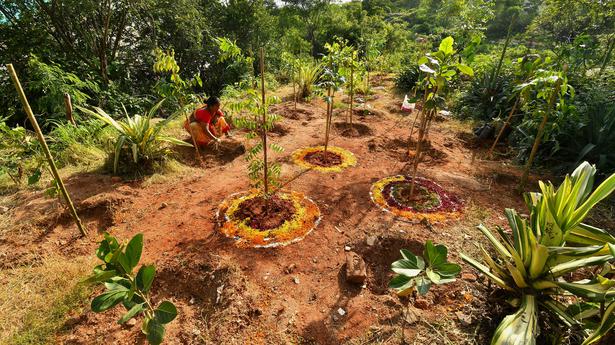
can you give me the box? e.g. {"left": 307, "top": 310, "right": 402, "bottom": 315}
{"left": 84, "top": 233, "right": 177, "bottom": 345}
{"left": 389, "top": 240, "right": 461, "bottom": 296}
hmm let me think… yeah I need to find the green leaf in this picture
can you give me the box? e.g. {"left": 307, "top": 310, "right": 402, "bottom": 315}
{"left": 491, "top": 294, "right": 538, "bottom": 345}
{"left": 118, "top": 303, "right": 144, "bottom": 324}
{"left": 155, "top": 301, "right": 178, "bottom": 324}
{"left": 456, "top": 64, "right": 474, "bottom": 77}
{"left": 391, "top": 259, "right": 423, "bottom": 277}
{"left": 91, "top": 287, "right": 128, "bottom": 312}
{"left": 438, "top": 36, "right": 455, "bottom": 55}
{"left": 433, "top": 262, "right": 461, "bottom": 278}
{"left": 423, "top": 240, "right": 447, "bottom": 268}
{"left": 125, "top": 234, "right": 143, "bottom": 271}
{"left": 582, "top": 300, "right": 615, "bottom": 345}
{"left": 399, "top": 249, "right": 425, "bottom": 269}
{"left": 145, "top": 318, "right": 165, "bottom": 345}
{"left": 136, "top": 265, "right": 156, "bottom": 292}
{"left": 82, "top": 269, "right": 117, "bottom": 284}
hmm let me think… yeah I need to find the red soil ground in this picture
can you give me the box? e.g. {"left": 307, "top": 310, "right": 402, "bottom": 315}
{"left": 2, "top": 76, "right": 544, "bottom": 344}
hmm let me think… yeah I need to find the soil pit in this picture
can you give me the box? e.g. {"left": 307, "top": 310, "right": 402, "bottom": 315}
{"left": 334, "top": 122, "right": 373, "bottom": 137}
{"left": 303, "top": 150, "right": 343, "bottom": 167}
{"left": 233, "top": 195, "right": 296, "bottom": 230}
{"left": 291, "top": 146, "right": 357, "bottom": 173}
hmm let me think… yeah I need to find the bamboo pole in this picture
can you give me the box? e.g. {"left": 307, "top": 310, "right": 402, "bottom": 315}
{"left": 64, "top": 93, "right": 76, "bottom": 125}
{"left": 260, "top": 48, "right": 269, "bottom": 196}
{"left": 8, "top": 64, "right": 88, "bottom": 237}
{"left": 488, "top": 97, "right": 519, "bottom": 159}
{"left": 519, "top": 78, "right": 563, "bottom": 189}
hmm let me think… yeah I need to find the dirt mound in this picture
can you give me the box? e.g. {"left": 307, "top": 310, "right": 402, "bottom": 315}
{"left": 232, "top": 195, "right": 296, "bottom": 230}
{"left": 269, "top": 123, "right": 290, "bottom": 136}
{"left": 334, "top": 122, "right": 373, "bottom": 137}
{"left": 304, "top": 150, "right": 343, "bottom": 167}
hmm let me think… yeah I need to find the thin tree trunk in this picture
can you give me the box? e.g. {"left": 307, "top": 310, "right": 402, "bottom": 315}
{"left": 408, "top": 108, "right": 432, "bottom": 198}
{"left": 409, "top": 89, "right": 429, "bottom": 155}
{"left": 293, "top": 78, "right": 297, "bottom": 111}
{"left": 349, "top": 61, "right": 354, "bottom": 128}
{"left": 324, "top": 86, "right": 333, "bottom": 154}
{"left": 520, "top": 79, "right": 563, "bottom": 188}
{"left": 490, "top": 14, "right": 516, "bottom": 89}
{"left": 260, "top": 48, "right": 269, "bottom": 196}
{"left": 8, "top": 64, "right": 87, "bottom": 237}
{"left": 64, "top": 93, "right": 76, "bottom": 125}
{"left": 488, "top": 97, "right": 519, "bottom": 158}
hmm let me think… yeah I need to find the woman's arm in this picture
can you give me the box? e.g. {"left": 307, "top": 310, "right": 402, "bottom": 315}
{"left": 203, "top": 124, "right": 221, "bottom": 142}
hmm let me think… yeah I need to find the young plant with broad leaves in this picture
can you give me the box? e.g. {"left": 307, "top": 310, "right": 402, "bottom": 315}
{"left": 408, "top": 36, "right": 474, "bottom": 197}
{"left": 83, "top": 233, "right": 177, "bottom": 345}
{"left": 389, "top": 240, "right": 461, "bottom": 296}
{"left": 78, "top": 101, "right": 191, "bottom": 174}
{"left": 461, "top": 162, "right": 615, "bottom": 345}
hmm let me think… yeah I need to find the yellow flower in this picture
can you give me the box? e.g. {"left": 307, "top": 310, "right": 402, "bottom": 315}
{"left": 291, "top": 146, "right": 357, "bottom": 173}
{"left": 217, "top": 190, "right": 321, "bottom": 248}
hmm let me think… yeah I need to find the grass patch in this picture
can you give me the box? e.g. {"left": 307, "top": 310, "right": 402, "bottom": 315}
{"left": 0, "top": 255, "right": 95, "bottom": 344}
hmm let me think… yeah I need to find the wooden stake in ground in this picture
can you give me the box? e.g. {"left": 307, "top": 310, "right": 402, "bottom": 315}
{"left": 348, "top": 56, "right": 354, "bottom": 129}
{"left": 324, "top": 85, "right": 333, "bottom": 154}
{"left": 488, "top": 97, "right": 519, "bottom": 159}
{"left": 7, "top": 64, "right": 88, "bottom": 237}
{"left": 519, "top": 78, "right": 563, "bottom": 189}
{"left": 63, "top": 93, "right": 76, "bottom": 125}
{"left": 259, "top": 48, "right": 269, "bottom": 196}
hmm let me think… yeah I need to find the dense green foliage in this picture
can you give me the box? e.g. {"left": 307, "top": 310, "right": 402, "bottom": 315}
{"left": 1, "top": 0, "right": 614, "bottom": 181}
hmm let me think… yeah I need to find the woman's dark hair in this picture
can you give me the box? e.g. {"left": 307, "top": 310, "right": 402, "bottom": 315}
{"left": 206, "top": 96, "right": 220, "bottom": 107}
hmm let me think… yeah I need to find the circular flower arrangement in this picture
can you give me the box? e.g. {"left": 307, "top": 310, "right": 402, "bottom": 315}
{"left": 217, "top": 190, "right": 321, "bottom": 248}
{"left": 370, "top": 175, "right": 463, "bottom": 223}
{"left": 291, "top": 146, "right": 357, "bottom": 172}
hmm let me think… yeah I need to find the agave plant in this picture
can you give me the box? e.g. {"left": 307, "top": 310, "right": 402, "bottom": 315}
{"left": 296, "top": 62, "right": 322, "bottom": 99}
{"left": 389, "top": 240, "right": 461, "bottom": 296}
{"left": 78, "top": 101, "right": 192, "bottom": 174}
{"left": 461, "top": 162, "right": 615, "bottom": 345}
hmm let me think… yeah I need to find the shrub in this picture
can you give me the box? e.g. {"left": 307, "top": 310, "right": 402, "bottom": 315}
{"left": 84, "top": 233, "right": 177, "bottom": 345}
{"left": 461, "top": 162, "right": 615, "bottom": 345}
{"left": 395, "top": 64, "right": 420, "bottom": 93}
{"left": 454, "top": 70, "right": 516, "bottom": 122}
{"left": 78, "top": 101, "right": 192, "bottom": 174}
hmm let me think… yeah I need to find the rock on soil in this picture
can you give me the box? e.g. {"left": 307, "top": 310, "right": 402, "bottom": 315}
{"left": 345, "top": 251, "right": 367, "bottom": 284}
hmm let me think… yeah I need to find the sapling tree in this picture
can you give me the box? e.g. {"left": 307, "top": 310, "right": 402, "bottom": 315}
{"left": 320, "top": 40, "right": 349, "bottom": 154}
{"left": 281, "top": 52, "right": 301, "bottom": 111}
{"left": 153, "top": 49, "right": 203, "bottom": 161}
{"left": 517, "top": 67, "right": 573, "bottom": 189}
{"left": 84, "top": 233, "right": 177, "bottom": 345}
{"left": 389, "top": 240, "right": 461, "bottom": 296}
{"left": 408, "top": 37, "right": 473, "bottom": 197}
{"left": 487, "top": 55, "right": 552, "bottom": 158}
{"left": 232, "top": 48, "right": 283, "bottom": 196}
